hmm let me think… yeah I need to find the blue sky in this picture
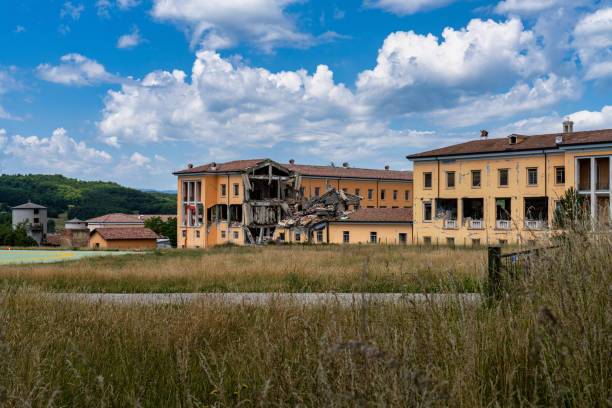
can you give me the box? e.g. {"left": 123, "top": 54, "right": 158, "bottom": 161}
{"left": 1, "top": 0, "right": 611, "bottom": 190}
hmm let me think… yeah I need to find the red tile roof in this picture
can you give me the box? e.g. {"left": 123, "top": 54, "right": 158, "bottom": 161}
{"left": 333, "top": 207, "right": 413, "bottom": 223}
{"left": 174, "top": 159, "right": 412, "bottom": 181}
{"left": 86, "top": 213, "right": 175, "bottom": 223}
{"left": 91, "top": 227, "right": 160, "bottom": 240}
{"left": 407, "top": 129, "right": 612, "bottom": 159}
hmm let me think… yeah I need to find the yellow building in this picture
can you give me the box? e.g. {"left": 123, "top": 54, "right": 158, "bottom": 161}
{"left": 89, "top": 227, "right": 160, "bottom": 249}
{"left": 173, "top": 159, "right": 413, "bottom": 248}
{"left": 407, "top": 123, "right": 612, "bottom": 245}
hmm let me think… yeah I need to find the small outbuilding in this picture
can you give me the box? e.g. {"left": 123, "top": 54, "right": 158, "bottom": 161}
{"left": 89, "top": 227, "right": 160, "bottom": 249}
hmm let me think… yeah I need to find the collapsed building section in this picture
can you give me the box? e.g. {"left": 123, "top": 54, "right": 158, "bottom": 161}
{"left": 241, "top": 160, "right": 302, "bottom": 244}
{"left": 278, "top": 187, "right": 362, "bottom": 239}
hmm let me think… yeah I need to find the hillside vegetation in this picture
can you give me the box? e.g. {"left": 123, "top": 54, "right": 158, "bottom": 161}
{"left": 0, "top": 174, "right": 176, "bottom": 219}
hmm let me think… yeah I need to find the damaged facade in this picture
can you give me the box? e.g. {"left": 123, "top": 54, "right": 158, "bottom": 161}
{"left": 173, "top": 159, "right": 413, "bottom": 248}
{"left": 408, "top": 123, "right": 612, "bottom": 245}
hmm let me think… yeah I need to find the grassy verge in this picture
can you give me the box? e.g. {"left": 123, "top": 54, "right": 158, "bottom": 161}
{"left": 0, "top": 233, "right": 610, "bottom": 406}
{"left": 0, "top": 245, "right": 485, "bottom": 293}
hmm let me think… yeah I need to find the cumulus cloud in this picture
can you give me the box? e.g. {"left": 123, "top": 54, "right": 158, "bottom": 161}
{"left": 429, "top": 75, "right": 580, "bottom": 127}
{"left": 364, "top": 0, "right": 456, "bottom": 16}
{"left": 60, "top": 2, "right": 84, "bottom": 19}
{"left": 4, "top": 128, "right": 112, "bottom": 174}
{"left": 573, "top": 7, "right": 612, "bottom": 80}
{"left": 0, "top": 129, "right": 6, "bottom": 149}
{"left": 117, "top": 26, "right": 143, "bottom": 49}
{"left": 150, "top": 0, "right": 325, "bottom": 51}
{"left": 356, "top": 18, "right": 548, "bottom": 115}
{"left": 37, "top": 54, "right": 117, "bottom": 86}
{"left": 494, "top": 106, "right": 612, "bottom": 135}
{"left": 117, "top": 0, "right": 139, "bottom": 10}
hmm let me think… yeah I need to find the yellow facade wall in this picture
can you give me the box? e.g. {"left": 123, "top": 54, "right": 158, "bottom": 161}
{"left": 412, "top": 152, "right": 574, "bottom": 245}
{"left": 328, "top": 223, "right": 412, "bottom": 245}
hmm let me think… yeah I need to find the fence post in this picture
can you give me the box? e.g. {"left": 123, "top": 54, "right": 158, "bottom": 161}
{"left": 488, "top": 245, "right": 502, "bottom": 299}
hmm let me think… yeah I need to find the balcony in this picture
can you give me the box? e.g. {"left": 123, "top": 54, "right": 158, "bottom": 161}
{"left": 496, "top": 219, "right": 511, "bottom": 230}
{"left": 468, "top": 219, "right": 484, "bottom": 229}
{"left": 444, "top": 219, "right": 458, "bottom": 229}
{"left": 525, "top": 220, "right": 546, "bottom": 230}
{"left": 29, "top": 223, "right": 43, "bottom": 230}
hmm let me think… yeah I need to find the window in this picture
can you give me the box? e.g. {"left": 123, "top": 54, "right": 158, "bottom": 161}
{"left": 33, "top": 218, "right": 39, "bottom": 224}
{"left": 404, "top": 190, "right": 409, "bottom": 200}
{"left": 472, "top": 238, "right": 480, "bottom": 246}
{"left": 499, "top": 239, "right": 507, "bottom": 245}
{"left": 472, "top": 170, "right": 481, "bottom": 188}
{"left": 317, "top": 230, "right": 323, "bottom": 242}
{"left": 381, "top": 189, "right": 386, "bottom": 200}
{"left": 314, "top": 187, "right": 320, "bottom": 197}
{"left": 295, "top": 232, "right": 301, "bottom": 242}
{"left": 233, "top": 231, "right": 239, "bottom": 239}
{"left": 393, "top": 190, "right": 398, "bottom": 200}
{"left": 446, "top": 237, "right": 455, "bottom": 246}
{"left": 279, "top": 232, "right": 286, "bottom": 241}
{"left": 95, "top": 242, "right": 100, "bottom": 248}
{"left": 182, "top": 230, "right": 186, "bottom": 237}
{"left": 555, "top": 167, "right": 565, "bottom": 185}
{"left": 555, "top": 200, "right": 562, "bottom": 211}
{"left": 447, "top": 171, "right": 455, "bottom": 188}
{"left": 423, "top": 202, "right": 432, "bottom": 221}
{"left": 368, "top": 189, "right": 373, "bottom": 200}
{"left": 398, "top": 233, "right": 407, "bottom": 244}
{"left": 527, "top": 168, "right": 538, "bottom": 186}
{"left": 221, "top": 184, "right": 227, "bottom": 196}
{"left": 233, "top": 183, "right": 239, "bottom": 196}
{"left": 221, "top": 231, "right": 226, "bottom": 238}
{"left": 343, "top": 231, "right": 350, "bottom": 243}
{"left": 355, "top": 188, "right": 360, "bottom": 197}
{"left": 367, "top": 206, "right": 375, "bottom": 208}
{"left": 499, "top": 169, "right": 509, "bottom": 187}
{"left": 34, "top": 209, "right": 39, "bottom": 215}
{"left": 370, "top": 231, "right": 377, "bottom": 243}
{"left": 196, "top": 230, "right": 200, "bottom": 238}
{"left": 423, "top": 236, "right": 432, "bottom": 245}
{"left": 342, "top": 188, "right": 347, "bottom": 193}
{"left": 424, "top": 172, "right": 432, "bottom": 189}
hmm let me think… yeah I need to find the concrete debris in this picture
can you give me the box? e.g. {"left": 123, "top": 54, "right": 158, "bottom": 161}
{"left": 278, "top": 188, "right": 361, "bottom": 231}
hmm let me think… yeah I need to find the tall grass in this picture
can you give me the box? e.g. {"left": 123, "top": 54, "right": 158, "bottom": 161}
{"left": 0, "top": 245, "right": 485, "bottom": 293}
{"left": 0, "top": 232, "right": 610, "bottom": 406}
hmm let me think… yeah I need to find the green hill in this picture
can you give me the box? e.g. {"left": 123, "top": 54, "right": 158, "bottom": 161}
{"left": 0, "top": 174, "right": 176, "bottom": 220}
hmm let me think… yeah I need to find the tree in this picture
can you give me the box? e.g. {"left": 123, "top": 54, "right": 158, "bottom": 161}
{"left": 144, "top": 217, "right": 177, "bottom": 247}
{"left": 0, "top": 221, "right": 38, "bottom": 246}
{"left": 554, "top": 187, "right": 588, "bottom": 230}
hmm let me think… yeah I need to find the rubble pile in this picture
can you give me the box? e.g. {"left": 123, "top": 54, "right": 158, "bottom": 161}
{"left": 278, "top": 188, "right": 361, "bottom": 230}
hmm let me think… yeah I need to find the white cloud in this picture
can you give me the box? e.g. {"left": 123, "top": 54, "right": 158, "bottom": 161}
{"left": 0, "top": 129, "right": 6, "bottom": 149}
{"left": 117, "top": 0, "right": 139, "bottom": 10}
{"left": 494, "top": 106, "right": 612, "bottom": 135}
{"left": 364, "top": 0, "right": 455, "bottom": 16}
{"left": 429, "top": 75, "right": 580, "bottom": 127}
{"left": 494, "top": 0, "right": 565, "bottom": 14}
{"left": 356, "top": 18, "right": 548, "bottom": 115}
{"left": 130, "top": 152, "right": 151, "bottom": 166}
{"left": 4, "top": 128, "right": 112, "bottom": 174}
{"left": 150, "top": 0, "right": 319, "bottom": 52}
{"left": 15, "top": 26, "right": 25, "bottom": 33}
{"left": 573, "top": 7, "right": 612, "bottom": 80}
{"left": 60, "top": 2, "right": 84, "bottom": 19}
{"left": 117, "top": 26, "right": 143, "bottom": 49}
{"left": 37, "top": 54, "right": 117, "bottom": 86}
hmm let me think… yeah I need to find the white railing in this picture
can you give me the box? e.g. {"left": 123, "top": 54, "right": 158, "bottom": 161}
{"left": 496, "top": 219, "right": 511, "bottom": 230}
{"left": 444, "top": 219, "right": 458, "bottom": 229}
{"left": 525, "top": 220, "right": 546, "bottom": 230}
{"left": 469, "top": 219, "right": 483, "bottom": 229}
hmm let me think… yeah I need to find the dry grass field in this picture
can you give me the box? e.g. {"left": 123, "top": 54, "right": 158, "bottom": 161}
{"left": 0, "top": 233, "right": 610, "bottom": 406}
{"left": 0, "top": 244, "right": 486, "bottom": 293}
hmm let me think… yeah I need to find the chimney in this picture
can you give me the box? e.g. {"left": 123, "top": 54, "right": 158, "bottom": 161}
{"left": 563, "top": 119, "right": 574, "bottom": 133}
{"left": 384, "top": 165, "right": 390, "bottom": 170}
{"left": 211, "top": 162, "right": 217, "bottom": 170}
{"left": 187, "top": 163, "right": 193, "bottom": 169}
{"left": 480, "top": 130, "right": 488, "bottom": 140}
{"left": 342, "top": 162, "right": 349, "bottom": 168}
{"left": 289, "top": 159, "right": 295, "bottom": 165}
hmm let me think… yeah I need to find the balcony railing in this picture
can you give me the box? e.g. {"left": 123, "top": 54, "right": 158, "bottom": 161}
{"left": 444, "top": 219, "right": 458, "bottom": 229}
{"left": 525, "top": 220, "right": 547, "bottom": 230}
{"left": 496, "top": 219, "right": 511, "bottom": 230}
{"left": 469, "top": 219, "right": 484, "bottom": 229}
